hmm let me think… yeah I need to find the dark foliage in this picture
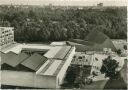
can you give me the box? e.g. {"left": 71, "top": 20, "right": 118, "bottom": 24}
{"left": 116, "top": 49, "right": 122, "bottom": 55}
{"left": 100, "top": 56, "right": 119, "bottom": 79}
{"left": 0, "top": 6, "right": 127, "bottom": 42}
{"left": 123, "top": 45, "right": 127, "bottom": 50}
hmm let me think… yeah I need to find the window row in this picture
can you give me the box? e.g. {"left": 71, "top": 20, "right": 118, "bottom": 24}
{"left": 1, "top": 29, "right": 12, "bottom": 34}
{"left": 92, "top": 66, "right": 100, "bottom": 70}
{"left": 0, "top": 35, "right": 14, "bottom": 39}
{"left": 0, "top": 41, "right": 13, "bottom": 46}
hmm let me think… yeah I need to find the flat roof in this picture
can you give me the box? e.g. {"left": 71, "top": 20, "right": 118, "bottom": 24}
{"left": 36, "top": 59, "right": 63, "bottom": 76}
{"left": 2, "top": 44, "right": 22, "bottom": 54}
{"left": 36, "top": 47, "right": 74, "bottom": 76}
{"left": 23, "top": 44, "right": 52, "bottom": 50}
{"left": 1, "top": 44, "right": 53, "bottom": 54}
{"left": 53, "top": 46, "right": 71, "bottom": 59}
{"left": 50, "top": 42, "right": 66, "bottom": 46}
{"left": 44, "top": 46, "right": 63, "bottom": 58}
{"left": 43, "top": 60, "right": 62, "bottom": 75}
{"left": 0, "top": 27, "right": 14, "bottom": 29}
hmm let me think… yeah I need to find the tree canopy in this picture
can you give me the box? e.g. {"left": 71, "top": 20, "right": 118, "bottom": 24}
{"left": 0, "top": 6, "right": 127, "bottom": 42}
{"left": 100, "top": 56, "right": 119, "bottom": 79}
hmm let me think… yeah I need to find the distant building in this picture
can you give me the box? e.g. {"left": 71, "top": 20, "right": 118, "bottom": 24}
{"left": 97, "top": 3, "right": 103, "bottom": 7}
{"left": 0, "top": 27, "right": 14, "bottom": 48}
{"left": 1, "top": 44, "right": 75, "bottom": 89}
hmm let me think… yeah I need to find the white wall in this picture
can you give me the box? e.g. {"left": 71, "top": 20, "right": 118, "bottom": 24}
{"left": 91, "top": 54, "right": 108, "bottom": 75}
{"left": 56, "top": 47, "right": 75, "bottom": 88}
{"left": 1, "top": 70, "right": 56, "bottom": 88}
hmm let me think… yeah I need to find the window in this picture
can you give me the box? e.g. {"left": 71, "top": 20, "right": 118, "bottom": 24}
{"left": 78, "top": 56, "right": 82, "bottom": 59}
{"left": 86, "top": 59, "right": 88, "bottom": 62}
{"left": 73, "top": 56, "right": 76, "bottom": 58}
{"left": 95, "top": 57, "right": 98, "bottom": 61}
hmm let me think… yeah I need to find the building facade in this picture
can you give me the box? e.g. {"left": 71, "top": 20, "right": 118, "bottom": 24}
{"left": 0, "top": 27, "right": 14, "bottom": 48}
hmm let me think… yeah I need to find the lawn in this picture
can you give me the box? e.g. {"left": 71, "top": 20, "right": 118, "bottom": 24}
{"left": 104, "top": 62, "right": 127, "bottom": 89}
{"left": 82, "top": 80, "right": 108, "bottom": 89}
{"left": 104, "top": 77, "right": 127, "bottom": 89}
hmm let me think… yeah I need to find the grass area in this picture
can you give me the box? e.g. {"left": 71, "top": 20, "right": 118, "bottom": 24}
{"left": 104, "top": 60, "right": 127, "bottom": 89}
{"left": 104, "top": 62, "right": 127, "bottom": 89}
{"left": 85, "top": 30, "right": 108, "bottom": 44}
{"left": 82, "top": 80, "right": 108, "bottom": 89}
{"left": 104, "top": 77, "right": 127, "bottom": 89}
{"left": 68, "top": 30, "right": 116, "bottom": 52}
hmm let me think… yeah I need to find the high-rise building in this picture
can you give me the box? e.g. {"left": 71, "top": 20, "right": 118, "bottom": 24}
{"left": 0, "top": 27, "right": 14, "bottom": 48}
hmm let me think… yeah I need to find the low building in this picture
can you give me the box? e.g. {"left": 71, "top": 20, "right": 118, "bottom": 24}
{"left": 0, "top": 27, "right": 14, "bottom": 48}
{"left": 50, "top": 42, "right": 66, "bottom": 46}
{"left": 71, "top": 52, "right": 93, "bottom": 66}
{"left": 1, "top": 44, "right": 75, "bottom": 89}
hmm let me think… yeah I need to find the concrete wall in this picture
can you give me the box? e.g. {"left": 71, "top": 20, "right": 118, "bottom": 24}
{"left": 35, "top": 74, "right": 56, "bottom": 88}
{"left": 90, "top": 54, "right": 108, "bottom": 75}
{"left": 1, "top": 70, "right": 56, "bottom": 88}
{"left": 56, "top": 47, "right": 75, "bottom": 88}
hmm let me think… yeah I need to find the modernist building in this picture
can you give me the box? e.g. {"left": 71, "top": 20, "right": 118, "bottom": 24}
{"left": 1, "top": 44, "right": 75, "bottom": 89}
{"left": 0, "top": 27, "right": 14, "bottom": 48}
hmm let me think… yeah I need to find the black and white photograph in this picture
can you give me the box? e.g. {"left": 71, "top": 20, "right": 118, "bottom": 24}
{"left": 0, "top": 0, "right": 127, "bottom": 89}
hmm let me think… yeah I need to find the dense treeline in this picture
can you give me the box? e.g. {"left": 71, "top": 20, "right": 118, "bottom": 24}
{"left": 0, "top": 6, "right": 127, "bottom": 42}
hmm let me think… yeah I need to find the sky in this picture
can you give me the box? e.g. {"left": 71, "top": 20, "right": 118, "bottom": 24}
{"left": 0, "top": 0, "right": 127, "bottom": 6}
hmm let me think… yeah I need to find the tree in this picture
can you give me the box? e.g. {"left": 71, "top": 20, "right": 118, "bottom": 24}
{"left": 0, "top": 6, "right": 126, "bottom": 42}
{"left": 100, "top": 56, "right": 119, "bottom": 79}
{"left": 116, "top": 49, "right": 122, "bottom": 55}
{"left": 123, "top": 45, "right": 127, "bottom": 50}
